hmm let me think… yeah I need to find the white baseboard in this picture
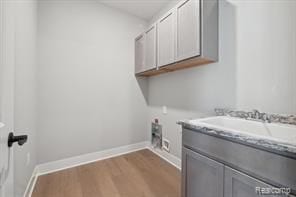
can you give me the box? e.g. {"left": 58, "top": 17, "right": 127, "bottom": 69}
{"left": 36, "top": 141, "right": 149, "bottom": 176}
{"left": 23, "top": 167, "right": 38, "bottom": 197}
{"left": 147, "top": 145, "right": 181, "bottom": 170}
{"left": 24, "top": 141, "right": 181, "bottom": 196}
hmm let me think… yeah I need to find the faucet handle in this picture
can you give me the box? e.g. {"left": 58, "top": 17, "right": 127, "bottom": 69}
{"left": 252, "top": 109, "right": 260, "bottom": 119}
{"left": 261, "top": 113, "right": 271, "bottom": 123}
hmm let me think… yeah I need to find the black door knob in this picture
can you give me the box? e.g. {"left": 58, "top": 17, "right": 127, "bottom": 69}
{"left": 7, "top": 132, "right": 28, "bottom": 147}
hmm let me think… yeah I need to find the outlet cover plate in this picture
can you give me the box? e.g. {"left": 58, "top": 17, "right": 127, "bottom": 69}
{"left": 162, "top": 139, "right": 170, "bottom": 152}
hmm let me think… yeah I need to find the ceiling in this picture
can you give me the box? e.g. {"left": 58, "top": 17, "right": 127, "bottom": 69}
{"left": 98, "top": 0, "right": 172, "bottom": 21}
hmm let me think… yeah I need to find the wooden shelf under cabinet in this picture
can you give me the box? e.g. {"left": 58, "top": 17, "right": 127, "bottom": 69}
{"left": 136, "top": 56, "right": 214, "bottom": 77}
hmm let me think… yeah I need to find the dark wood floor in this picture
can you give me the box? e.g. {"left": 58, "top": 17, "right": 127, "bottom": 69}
{"left": 32, "top": 149, "right": 181, "bottom": 197}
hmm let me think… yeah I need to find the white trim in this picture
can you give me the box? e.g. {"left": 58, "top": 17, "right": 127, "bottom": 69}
{"left": 147, "top": 145, "right": 181, "bottom": 170}
{"left": 24, "top": 141, "right": 182, "bottom": 197}
{"left": 23, "top": 167, "right": 38, "bottom": 197}
{"left": 36, "top": 141, "right": 149, "bottom": 176}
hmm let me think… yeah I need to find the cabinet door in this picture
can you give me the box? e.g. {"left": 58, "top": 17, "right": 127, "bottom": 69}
{"left": 182, "top": 147, "right": 224, "bottom": 197}
{"left": 157, "top": 11, "right": 176, "bottom": 67}
{"left": 144, "top": 25, "right": 157, "bottom": 71}
{"left": 176, "top": 0, "right": 200, "bottom": 61}
{"left": 135, "top": 34, "right": 145, "bottom": 74}
{"left": 224, "top": 167, "right": 278, "bottom": 197}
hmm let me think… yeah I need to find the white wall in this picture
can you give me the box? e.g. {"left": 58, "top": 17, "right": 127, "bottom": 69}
{"left": 147, "top": 0, "right": 296, "bottom": 159}
{"left": 36, "top": 0, "right": 148, "bottom": 163}
{"left": 13, "top": 0, "right": 37, "bottom": 196}
{"left": 24, "top": 0, "right": 296, "bottom": 171}
{"left": 148, "top": 0, "right": 237, "bottom": 158}
{"left": 235, "top": 1, "right": 296, "bottom": 114}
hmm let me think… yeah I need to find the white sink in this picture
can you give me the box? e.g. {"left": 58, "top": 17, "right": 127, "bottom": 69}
{"left": 0, "top": 122, "right": 4, "bottom": 128}
{"left": 189, "top": 116, "right": 296, "bottom": 145}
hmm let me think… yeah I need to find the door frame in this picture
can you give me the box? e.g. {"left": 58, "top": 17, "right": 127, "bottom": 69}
{"left": 0, "top": 0, "right": 16, "bottom": 196}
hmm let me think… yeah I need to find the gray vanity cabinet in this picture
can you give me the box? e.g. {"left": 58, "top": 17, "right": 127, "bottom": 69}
{"left": 157, "top": 11, "right": 176, "bottom": 67}
{"left": 182, "top": 128, "right": 296, "bottom": 197}
{"left": 224, "top": 167, "right": 277, "bottom": 197}
{"left": 176, "top": 0, "right": 200, "bottom": 61}
{"left": 134, "top": 34, "right": 145, "bottom": 74}
{"left": 144, "top": 25, "right": 157, "bottom": 71}
{"left": 182, "top": 147, "right": 224, "bottom": 197}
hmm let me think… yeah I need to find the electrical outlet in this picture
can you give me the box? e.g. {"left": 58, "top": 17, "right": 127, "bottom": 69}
{"left": 162, "top": 139, "right": 170, "bottom": 152}
{"left": 162, "top": 106, "right": 167, "bottom": 114}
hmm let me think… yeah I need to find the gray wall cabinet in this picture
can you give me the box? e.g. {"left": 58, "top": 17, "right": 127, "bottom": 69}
{"left": 176, "top": 0, "right": 200, "bottom": 61}
{"left": 134, "top": 34, "right": 145, "bottom": 73}
{"left": 144, "top": 25, "right": 157, "bottom": 71}
{"left": 157, "top": 11, "right": 176, "bottom": 67}
{"left": 135, "top": 0, "right": 218, "bottom": 76}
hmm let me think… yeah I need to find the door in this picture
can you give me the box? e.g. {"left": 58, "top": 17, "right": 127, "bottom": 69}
{"left": 176, "top": 0, "right": 200, "bottom": 61}
{"left": 157, "top": 11, "right": 176, "bottom": 67}
{"left": 182, "top": 147, "right": 224, "bottom": 197}
{"left": 144, "top": 24, "right": 157, "bottom": 71}
{"left": 0, "top": 0, "right": 15, "bottom": 196}
{"left": 224, "top": 167, "right": 278, "bottom": 197}
{"left": 135, "top": 34, "right": 145, "bottom": 74}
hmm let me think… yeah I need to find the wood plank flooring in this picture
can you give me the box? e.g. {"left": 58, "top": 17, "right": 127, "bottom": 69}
{"left": 32, "top": 149, "right": 181, "bottom": 197}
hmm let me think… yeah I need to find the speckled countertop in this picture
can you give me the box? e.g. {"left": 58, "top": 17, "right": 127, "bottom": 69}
{"left": 178, "top": 118, "right": 296, "bottom": 159}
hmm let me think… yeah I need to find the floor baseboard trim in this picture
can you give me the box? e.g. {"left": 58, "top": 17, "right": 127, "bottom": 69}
{"left": 147, "top": 145, "right": 181, "bottom": 170}
{"left": 25, "top": 141, "right": 181, "bottom": 196}
{"left": 35, "top": 141, "right": 150, "bottom": 176}
{"left": 23, "top": 167, "right": 38, "bottom": 197}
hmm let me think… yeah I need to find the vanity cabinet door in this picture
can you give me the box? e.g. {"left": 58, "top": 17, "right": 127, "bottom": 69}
{"left": 157, "top": 11, "right": 176, "bottom": 67}
{"left": 176, "top": 0, "right": 200, "bottom": 61}
{"left": 182, "top": 147, "right": 224, "bottom": 197}
{"left": 224, "top": 167, "right": 277, "bottom": 197}
{"left": 135, "top": 34, "right": 145, "bottom": 74}
{"left": 144, "top": 25, "right": 157, "bottom": 71}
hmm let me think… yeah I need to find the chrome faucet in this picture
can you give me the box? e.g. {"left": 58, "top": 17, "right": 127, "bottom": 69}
{"left": 251, "top": 109, "right": 271, "bottom": 123}
{"left": 260, "top": 113, "right": 271, "bottom": 123}
{"left": 252, "top": 109, "right": 260, "bottom": 119}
